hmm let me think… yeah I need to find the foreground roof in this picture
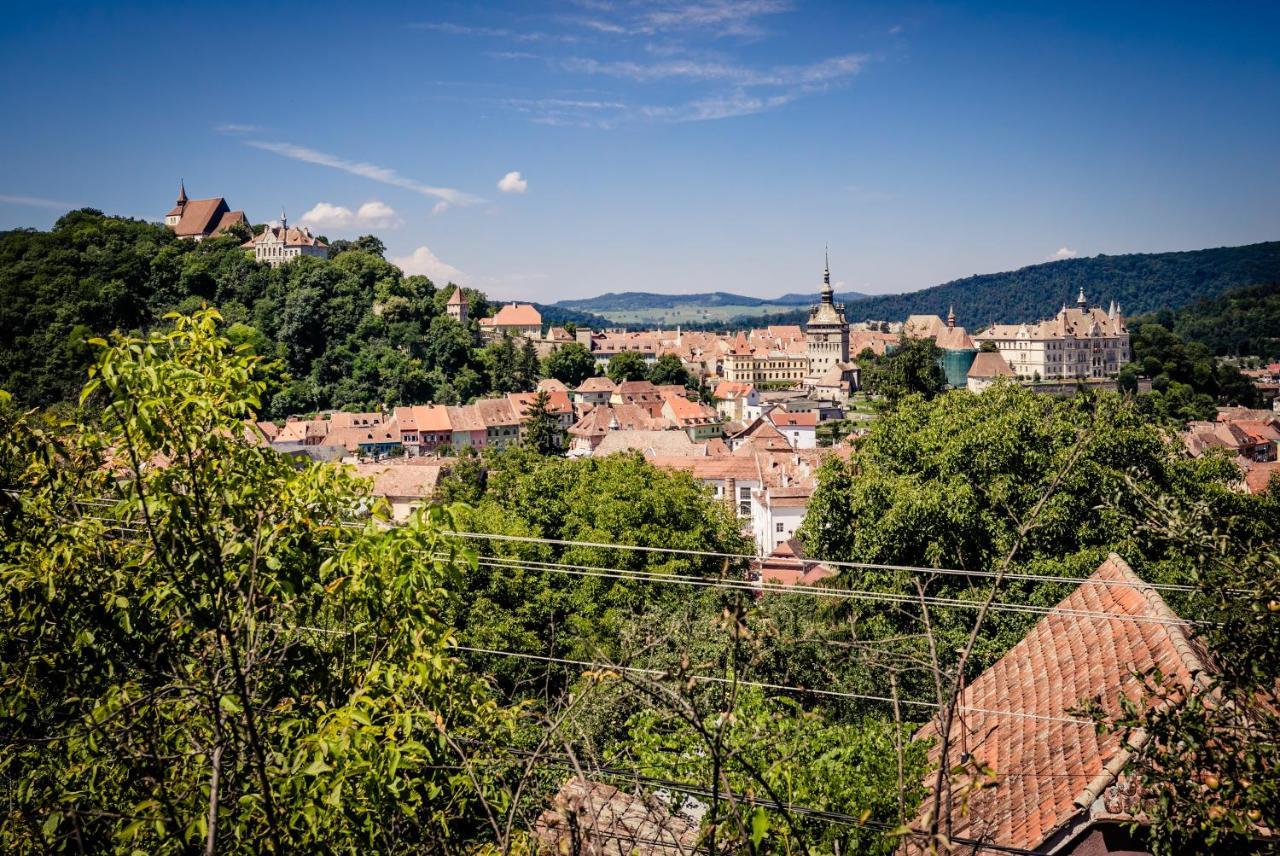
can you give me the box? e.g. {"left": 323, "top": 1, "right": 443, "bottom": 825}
{"left": 908, "top": 554, "right": 1208, "bottom": 854}
{"left": 534, "top": 779, "right": 699, "bottom": 855}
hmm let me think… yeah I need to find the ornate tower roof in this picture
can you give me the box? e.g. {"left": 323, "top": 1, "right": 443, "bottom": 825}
{"left": 176, "top": 180, "right": 188, "bottom": 206}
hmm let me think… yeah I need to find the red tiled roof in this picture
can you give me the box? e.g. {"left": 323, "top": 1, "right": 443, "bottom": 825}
{"left": 908, "top": 554, "right": 1209, "bottom": 854}
{"left": 474, "top": 397, "right": 520, "bottom": 428}
{"left": 445, "top": 405, "right": 485, "bottom": 433}
{"left": 713, "top": 381, "right": 755, "bottom": 399}
{"left": 351, "top": 462, "right": 444, "bottom": 498}
{"left": 1242, "top": 460, "right": 1280, "bottom": 494}
{"left": 769, "top": 410, "right": 817, "bottom": 428}
{"left": 171, "top": 197, "right": 234, "bottom": 237}
{"left": 533, "top": 779, "right": 699, "bottom": 855}
{"left": 447, "top": 286, "right": 466, "bottom": 305}
{"left": 575, "top": 376, "right": 616, "bottom": 393}
{"left": 242, "top": 224, "right": 327, "bottom": 249}
{"left": 968, "top": 351, "right": 1014, "bottom": 378}
{"left": 488, "top": 303, "right": 542, "bottom": 327}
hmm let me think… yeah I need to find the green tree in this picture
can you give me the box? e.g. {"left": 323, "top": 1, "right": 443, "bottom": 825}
{"left": 518, "top": 336, "right": 541, "bottom": 391}
{"left": 521, "top": 389, "right": 563, "bottom": 455}
{"left": 542, "top": 342, "right": 596, "bottom": 387}
{"left": 0, "top": 311, "right": 514, "bottom": 853}
{"left": 647, "top": 352, "right": 689, "bottom": 387}
{"left": 861, "top": 336, "right": 947, "bottom": 405}
{"left": 606, "top": 350, "right": 648, "bottom": 383}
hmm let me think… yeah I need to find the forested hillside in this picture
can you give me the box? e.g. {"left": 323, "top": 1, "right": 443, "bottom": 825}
{"left": 1134, "top": 281, "right": 1280, "bottom": 360}
{"left": 725, "top": 241, "right": 1280, "bottom": 328}
{"left": 0, "top": 209, "right": 523, "bottom": 416}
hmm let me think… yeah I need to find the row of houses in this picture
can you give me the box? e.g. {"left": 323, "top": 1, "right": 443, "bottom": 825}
{"left": 1183, "top": 406, "right": 1280, "bottom": 493}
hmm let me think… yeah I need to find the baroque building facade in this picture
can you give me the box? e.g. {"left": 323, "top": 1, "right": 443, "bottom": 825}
{"left": 972, "top": 290, "right": 1130, "bottom": 381}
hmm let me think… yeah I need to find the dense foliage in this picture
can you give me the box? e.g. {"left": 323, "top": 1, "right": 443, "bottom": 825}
{"left": 1139, "top": 280, "right": 1280, "bottom": 360}
{"left": 0, "top": 312, "right": 516, "bottom": 852}
{"left": 1126, "top": 319, "right": 1261, "bottom": 422}
{"left": 798, "top": 384, "right": 1261, "bottom": 674}
{"left": 857, "top": 336, "right": 947, "bottom": 406}
{"left": 0, "top": 210, "right": 502, "bottom": 417}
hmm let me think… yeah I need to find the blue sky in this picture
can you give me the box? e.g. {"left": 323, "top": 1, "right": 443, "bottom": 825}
{"left": 1, "top": 1, "right": 1278, "bottom": 301}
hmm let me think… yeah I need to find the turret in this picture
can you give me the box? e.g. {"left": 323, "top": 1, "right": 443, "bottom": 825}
{"left": 1077, "top": 287, "right": 1088, "bottom": 309}
{"left": 947, "top": 305, "right": 956, "bottom": 329}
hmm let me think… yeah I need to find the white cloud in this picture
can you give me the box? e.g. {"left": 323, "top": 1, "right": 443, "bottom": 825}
{"left": 215, "top": 123, "right": 262, "bottom": 135}
{"left": 299, "top": 200, "right": 401, "bottom": 231}
{"left": 432, "top": 201, "right": 450, "bottom": 216}
{"left": 354, "top": 200, "right": 400, "bottom": 227}
{"left": 0, "top": 193, "right": 78, "bottom": 209}
{"left": 391, "top": 245, "right": 467, "bottom": 285}
{"left": 497, "top": 171, "right": 529, "bottom": 194}
{"left": 245, "top": 140, "right": 485, "bottom": 206}
{"left": 567, "top": 0, "right": 792, "bottom": 38}
{"left": 1052, "top": 247, "right": 1078, "bottom": 260}
{"left": 408, "top": 21, "right": 578, "bottom": 43}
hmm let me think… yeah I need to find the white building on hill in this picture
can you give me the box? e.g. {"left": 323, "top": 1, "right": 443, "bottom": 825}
{"left": 972, "top": 290, "right": 1130, "bottom": 381}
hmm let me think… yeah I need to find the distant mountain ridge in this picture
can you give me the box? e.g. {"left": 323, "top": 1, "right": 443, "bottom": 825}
{"left": 556, "top": 242, "right": 1280, "bottom": 329}
{"left": 555, "top": 289, "right": 867, "bottom": 313}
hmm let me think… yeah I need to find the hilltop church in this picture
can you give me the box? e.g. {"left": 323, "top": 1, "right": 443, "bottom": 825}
{"left": 163, "top": 182, "right": 248, "bottom": 241}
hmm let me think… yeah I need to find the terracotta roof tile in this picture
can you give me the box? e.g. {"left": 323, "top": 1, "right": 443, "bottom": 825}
{"left": 907, "top": 554, "right": 1208, "bottom": 853}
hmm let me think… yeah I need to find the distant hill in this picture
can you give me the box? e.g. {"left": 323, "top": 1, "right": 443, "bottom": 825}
{"left": 552, "top": 289, "right": 867, "bottom": 326}
{"left": 811, "top": 242, "right": 1280, "bottom": 329}
{"left": 532, "top": 302, "right": 612, "bottom": 329}
{"left": 556, "top": 242, "right": 1280, "bottom": 330}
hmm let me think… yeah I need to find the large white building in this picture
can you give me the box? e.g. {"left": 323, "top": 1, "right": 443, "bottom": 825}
{"left": 972, "top": 290, "right": 1130, "bottom": 381}
{"left": 242, "top": 210, "right": 329, "bottom": 267}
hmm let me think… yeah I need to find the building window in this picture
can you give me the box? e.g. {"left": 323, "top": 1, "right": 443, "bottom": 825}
{"left": 775, "top": 522, "right": 785, "bottom": 533}
{"left": 739, "top": 487, "right": 750, "bottom": 500}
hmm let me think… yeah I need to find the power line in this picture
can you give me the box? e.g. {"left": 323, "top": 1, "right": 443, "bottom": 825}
{"left": 449, "top": 644, "right": 1095, "bottom": 726}
{"left": 444, "top": 529, "right": 1213, "bottom": 595}
{"left": 18, "top": 489, "right": 1213, "bottom": 597}
{"left": 468, "top": 554, "right": 1206, "bottom": 628}
{"left": 52, "top": 513, "right": 1209, "bottom": 627}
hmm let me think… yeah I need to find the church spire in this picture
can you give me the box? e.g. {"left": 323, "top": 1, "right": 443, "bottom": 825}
{"left": 280, "top": 207, "right": 287, "bottom": 231}
{"left": 176, "top": 179, "right": 187, "bottom": 206}
{"left": 947, "top": 304, "right": 956, "bottom": 329}
{"left": 821, "top": 245, "right": 833, "bottom": 303}
{"left": 1077, "top": 287, "right": 1088, "bottom": 309}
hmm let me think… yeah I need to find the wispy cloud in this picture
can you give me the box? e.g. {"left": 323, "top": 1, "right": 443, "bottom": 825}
{"left": 640, "top": 88, "right": 797, "bottom": 121}
{"left": 1051, "top": 247, "right": 1078, "bottom": 260}
{"left": 244, "top": 140, "right": 485, "bottom": 205}
{"left": 408, "top": 21, "right": 577, "bottom": 43}
{"left": 0, "top": 193, "right": 79, "bottom": 209}
{"left": 300, "top": 200, "right": 402, "bottom": 231}
{"left": 567, "top": 0, "right": 792, "bottom": 38}
{"left": 555, "top": 52, "right": 864, "bottom": 86}
{"left": 215, "top": 123, "right": 262, "bottom": 135}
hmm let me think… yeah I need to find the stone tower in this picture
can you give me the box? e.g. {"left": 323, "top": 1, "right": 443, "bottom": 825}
{"left": 446, "top": 286, "right": 468, "bottom": 324}
{"left": 804, "top": 248, "right": 849, "bottom": 377}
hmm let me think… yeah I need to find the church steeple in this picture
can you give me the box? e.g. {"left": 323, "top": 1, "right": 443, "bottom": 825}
{"left": 1076, "top": 287, "right": 1088, "bottom": 309}
{"left": 176, "top": 180, "right": 187, "bottom": 207}
{"left": 947, "top": 305, "right": 956, "bottom": 329}
{"left": 280, "top": 207, "right": 287, "bottom": 232}
{"left": 821, "top": 245, "right": 833, "bottom": 303}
